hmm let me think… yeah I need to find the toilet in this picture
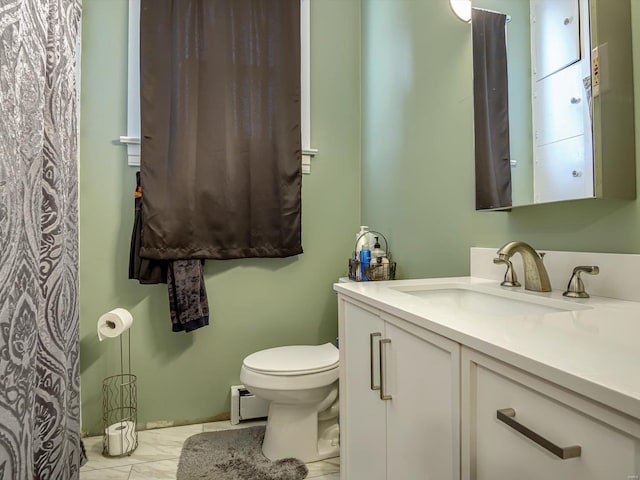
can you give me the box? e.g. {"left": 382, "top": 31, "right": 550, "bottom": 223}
{"left": 239, "top": 342, "right": 340, "bottom": 463}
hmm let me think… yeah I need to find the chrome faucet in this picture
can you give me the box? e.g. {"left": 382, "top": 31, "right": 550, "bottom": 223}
{"left": 495, "top": 241, "right": 551, "bottom": 292}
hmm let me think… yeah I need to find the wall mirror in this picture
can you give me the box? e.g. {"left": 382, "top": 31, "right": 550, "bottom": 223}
{"left": 471, "top": 0, "right": 636, "bottom": 210}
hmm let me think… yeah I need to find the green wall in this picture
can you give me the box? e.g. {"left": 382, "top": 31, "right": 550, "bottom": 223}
{"left": 362, "top": 0, "right": 640, "bottom": 281}
{"left": 361, "top": 0, "right": 475, "bottom": 279}
{"left": 79, "top": 0, "right": 361, "bottom": 436}
{"left": 80, "top": 0, "right": 640, "bottom": 436}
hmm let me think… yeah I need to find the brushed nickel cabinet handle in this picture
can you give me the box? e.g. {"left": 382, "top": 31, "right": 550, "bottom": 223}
{"left": 497, "top": 408, "right": 581, "bottom": 459}
{"left": 379, "top": 338, "right": 392, "bottom": 401}
{"left": 369, "top": 332, "right": 381, "bottom": 391}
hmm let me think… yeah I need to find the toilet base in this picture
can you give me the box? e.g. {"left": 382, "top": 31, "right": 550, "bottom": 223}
{"left": 262, "top": 400, "right": 339, "bottom": 463}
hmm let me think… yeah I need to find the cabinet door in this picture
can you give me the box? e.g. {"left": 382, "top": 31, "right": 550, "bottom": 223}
{"left": 384, "top": 317, "right": 461, "bottom": 480}
{"left": 339, "top": 299, "right": 386, "bottom": 480}
{"left": 462, "top": 348, "right": 640, "bottom": 480}
{"left": 534, "top": 134, "right": 593, "bottom": 203}
{"left": 533, "top": 61, "right": 587, "bottom": 147}
{"left": 531, "top": 0, "right": 580, "bottom": 80}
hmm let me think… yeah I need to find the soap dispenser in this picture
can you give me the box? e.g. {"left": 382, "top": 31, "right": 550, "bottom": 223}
{"left": 371, "top": 236, "right": 386, "bottom": 263}
{"left": 370, "top": 236, "right": 389, "bottom": 280}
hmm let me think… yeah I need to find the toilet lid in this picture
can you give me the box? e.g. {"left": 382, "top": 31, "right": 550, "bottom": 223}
{"left": 243, "top": 343, "right": 339, "bottom": 375}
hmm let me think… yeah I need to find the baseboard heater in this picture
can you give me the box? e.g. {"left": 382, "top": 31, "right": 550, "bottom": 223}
{"left": 230, "top": 385, "right": 270, "bottom": 425}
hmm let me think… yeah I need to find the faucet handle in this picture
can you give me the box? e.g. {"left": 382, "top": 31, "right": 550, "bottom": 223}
{"left": 563, "top": 266, "right": 599, "bottom": 298}
{"left": 493, "top": 257, "right": 521, "bottom": 287}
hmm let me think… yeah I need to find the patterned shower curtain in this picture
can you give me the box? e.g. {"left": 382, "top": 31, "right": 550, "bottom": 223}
{"left": 0, "top": 0, "right": 84, "bottom": 479}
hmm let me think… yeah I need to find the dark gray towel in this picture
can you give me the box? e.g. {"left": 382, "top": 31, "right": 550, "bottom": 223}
{"left": 129, "top": 171, "right": 168, "bottom": 284}
{"left": 167, "top": 260, "right": 209, "bottom": 332}
{"left": 129, "top": 172, "right": 210, "bottom": 332}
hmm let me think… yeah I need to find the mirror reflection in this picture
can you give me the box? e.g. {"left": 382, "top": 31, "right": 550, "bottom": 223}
{"left": 472, "top": 0, "right": 593, "bottom": 210}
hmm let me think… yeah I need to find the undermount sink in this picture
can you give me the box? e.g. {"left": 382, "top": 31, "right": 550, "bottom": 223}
{"left": 391, "top": 284, "right": 590, "bottom": 317}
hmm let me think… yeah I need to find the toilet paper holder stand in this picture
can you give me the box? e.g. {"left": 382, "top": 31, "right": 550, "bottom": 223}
{"left": 102, "top": 329, "right": 138, "bottom": 457}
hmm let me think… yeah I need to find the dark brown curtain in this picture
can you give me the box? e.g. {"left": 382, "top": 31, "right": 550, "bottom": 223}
{"left": 472, "top": 8, "right": 512, "bottom": 210}
{"left": 139, "top": 0, "right": 302, "bottom": 260}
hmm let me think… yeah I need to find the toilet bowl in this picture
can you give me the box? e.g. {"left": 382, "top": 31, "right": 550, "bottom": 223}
{"left": 240, "top": 343, "right": 340, "bottom": 463}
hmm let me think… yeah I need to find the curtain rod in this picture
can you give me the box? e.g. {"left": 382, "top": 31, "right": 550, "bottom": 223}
{"left": 472, "top": 7, "right": 512, "bottom": 23}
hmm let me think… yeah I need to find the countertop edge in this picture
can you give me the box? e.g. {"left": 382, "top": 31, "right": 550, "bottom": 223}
{"left": 334, "top": 278, "right": 640, "bottom": 422}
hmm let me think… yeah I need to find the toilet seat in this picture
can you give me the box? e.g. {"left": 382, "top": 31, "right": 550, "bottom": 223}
{"left": 243, "top": 343, "right": 339, "bottom": 376}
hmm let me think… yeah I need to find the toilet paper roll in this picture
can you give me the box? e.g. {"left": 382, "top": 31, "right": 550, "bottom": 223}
{"left": 105, "top": 421, "right": 136, "bottom": 456}
{"left": 97, "top": 308, "right": 133, "bottom": 342}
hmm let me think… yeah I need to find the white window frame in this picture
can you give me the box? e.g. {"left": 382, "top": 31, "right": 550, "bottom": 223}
{"left": 120, "top": 0, "right": 316, "bottom": 173}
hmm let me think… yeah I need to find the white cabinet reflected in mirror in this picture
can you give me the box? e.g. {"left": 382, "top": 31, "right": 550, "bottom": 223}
{"left": 472, "top": 0, "right": 635, "bottom": 211}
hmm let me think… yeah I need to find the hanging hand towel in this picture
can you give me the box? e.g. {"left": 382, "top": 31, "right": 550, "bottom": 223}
{"left": 129, "top": 171, "right": 168, "bottom": 284}
{"left": 167, "top": 260, "right": 209, "bottom": 332}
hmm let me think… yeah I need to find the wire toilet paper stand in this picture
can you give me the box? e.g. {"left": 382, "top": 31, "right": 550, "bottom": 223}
{"left": 102, "top": 328, "right": 138, "bottom": 457}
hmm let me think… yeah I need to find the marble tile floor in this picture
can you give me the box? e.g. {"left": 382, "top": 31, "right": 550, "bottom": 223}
{"left": 80, "top": 419, "right": 340, "bottom": 480}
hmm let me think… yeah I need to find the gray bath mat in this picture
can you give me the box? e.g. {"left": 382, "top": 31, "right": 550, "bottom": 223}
{"left": 177, "top": 426, "right": 308, "bottom": 480}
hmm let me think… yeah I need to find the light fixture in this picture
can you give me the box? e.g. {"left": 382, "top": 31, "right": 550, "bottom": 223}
{"left": 450, "top": 0, "right": 472, "bottom": 23}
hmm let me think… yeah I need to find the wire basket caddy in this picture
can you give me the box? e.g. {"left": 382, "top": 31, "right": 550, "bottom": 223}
{"left": 102, "top": 332, "right": 138, "bottom": 457}
{"left": 348, "top": 231, "right": 396, "bottom": 281}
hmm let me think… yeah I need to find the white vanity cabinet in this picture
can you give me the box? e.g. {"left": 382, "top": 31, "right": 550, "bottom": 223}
{"left": 336, "top": 273, "right": 640, "bottom": 479}
{"left": 461, "top": 348, "right": 640, "bottom": 480}
{"left": 338, "top": 297, "right": 460, "bottom": 480}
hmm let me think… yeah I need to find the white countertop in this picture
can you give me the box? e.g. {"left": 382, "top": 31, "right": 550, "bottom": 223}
{"left": 334, "top": 276, "right": 640, "bottom": 420}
